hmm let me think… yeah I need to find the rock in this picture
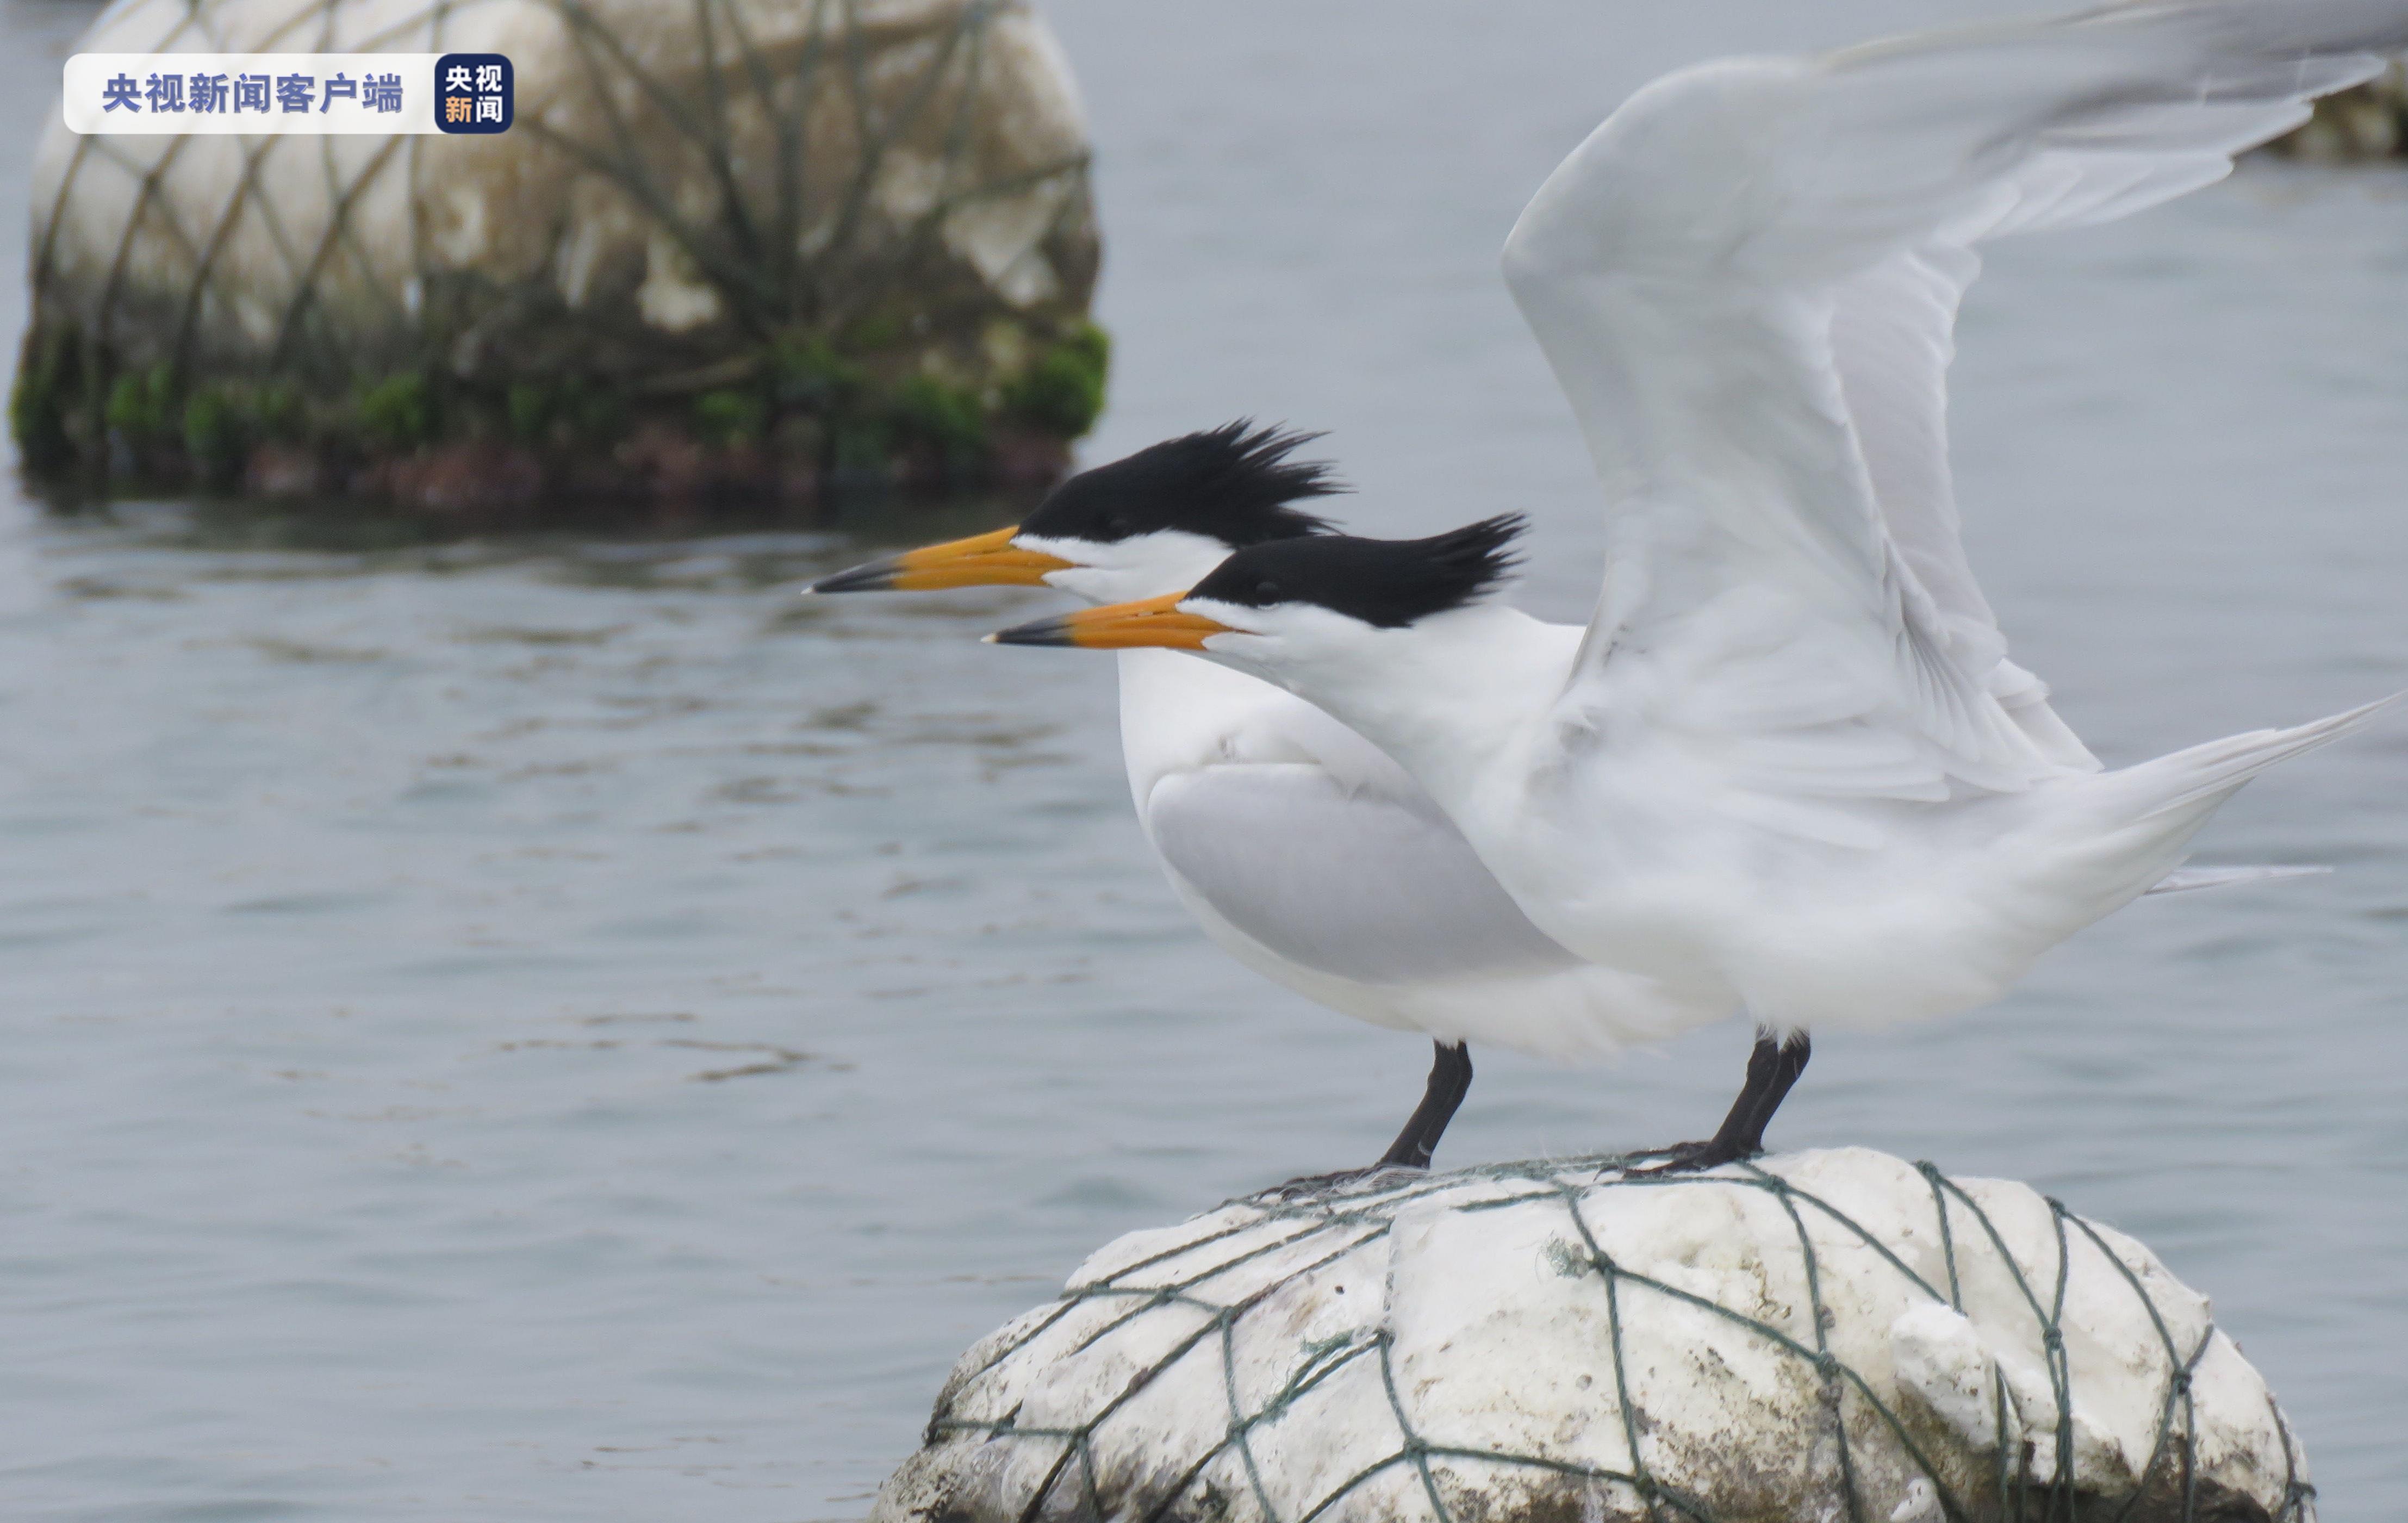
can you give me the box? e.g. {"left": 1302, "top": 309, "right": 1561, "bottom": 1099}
{"left": 877, "top": 1148, "right": 2315, "bottom": 1523}
{"left": 12, "top": 0, "right": 1104, "bottom": 514}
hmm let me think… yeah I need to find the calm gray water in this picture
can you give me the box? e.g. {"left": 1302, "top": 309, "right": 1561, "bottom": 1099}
{"left": 5, "top": 1, "right": 2408, "bottom": 1518}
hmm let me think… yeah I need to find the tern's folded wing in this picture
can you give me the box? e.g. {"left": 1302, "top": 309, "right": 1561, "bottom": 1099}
{"left": 1503, "top": 0, "right": 2403, "bottom": 806}
{"left": 1143, "top": 763, "right": 1582, "bottom": 985}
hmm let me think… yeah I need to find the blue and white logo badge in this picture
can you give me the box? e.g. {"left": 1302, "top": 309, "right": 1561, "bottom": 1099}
{"left": 435, "top": 53, "right": 512, "bottom": 134}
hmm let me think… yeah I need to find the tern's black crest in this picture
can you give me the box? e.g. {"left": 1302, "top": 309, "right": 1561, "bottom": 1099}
{"left": 1188, "top": 514, "right": 1527, "bottom": 629}
{"left": 1019, "top": 421, "right": 1344, "bottom": 549}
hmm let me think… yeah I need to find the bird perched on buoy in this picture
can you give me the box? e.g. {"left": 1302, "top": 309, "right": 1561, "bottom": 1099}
{"left": 808, "top": 425, "right": 1701, "bottom": 1184}
{"left": 988, "top": 0, "right": 2408, "bottom": 1170}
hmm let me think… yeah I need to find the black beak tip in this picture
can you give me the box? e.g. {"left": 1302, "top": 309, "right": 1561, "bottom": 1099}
{"left": 805, "top": 559, "right": 900, "bottom": 595}
{"left": 986, "top": 618, "right": 1073, "bottom": 648}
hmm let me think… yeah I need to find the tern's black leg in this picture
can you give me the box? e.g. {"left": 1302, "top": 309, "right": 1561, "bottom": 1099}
{"left": 1631, "top": 1028, "right": 1811, "bottom": 1176}
{"left": 1375, "top": 1041, "right": 1474, "bottom": 1171}
{"left": 1262, "top": 1040, "right": 1474, "bottom": 1198}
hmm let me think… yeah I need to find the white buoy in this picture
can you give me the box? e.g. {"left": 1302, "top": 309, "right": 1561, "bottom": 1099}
{"left": 875, "top": 1148, "right": 2312, "bottom": 1523}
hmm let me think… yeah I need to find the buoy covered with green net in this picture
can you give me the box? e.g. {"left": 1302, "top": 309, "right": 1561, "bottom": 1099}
{"left": 879, "top": 1148, "right": 2311, "bottom": 1523}
{"left": 14, "top": 0, "right": 1104, "bottom": 515}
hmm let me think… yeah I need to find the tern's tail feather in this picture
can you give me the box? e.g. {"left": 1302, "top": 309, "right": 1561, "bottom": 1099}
{"left": 2143, "top": 864, "right": 2330, "bottom": 896}
{"left": 2133, "top": 689, "right": 2407, "bottom": 821}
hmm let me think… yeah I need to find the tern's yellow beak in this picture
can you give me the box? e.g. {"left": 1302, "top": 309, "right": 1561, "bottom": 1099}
{"left": 807, "top": 525, "right": 1074, "bottom": 593}
{"left": 985, "top": 592, "right": 1233, "bottom": 650}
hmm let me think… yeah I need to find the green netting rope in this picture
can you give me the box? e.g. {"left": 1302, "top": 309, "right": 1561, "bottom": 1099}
{"left": 919, "top": 1153, "right": 2312, "bottom": 1523}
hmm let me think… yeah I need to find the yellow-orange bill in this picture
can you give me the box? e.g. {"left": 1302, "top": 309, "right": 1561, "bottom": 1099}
{"left": 807, "top": 525, "right": 1074, "bottom": 593}
{"left": 985, "top": 592, "right": 1232, "bottom": 650}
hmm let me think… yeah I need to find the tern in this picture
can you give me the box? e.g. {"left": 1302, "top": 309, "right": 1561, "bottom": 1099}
{"left": 987, "top": 0, "right": 2407, "bottom": 1170}
{"left": 810, "top": 425, "right": 1704, "bottom": 1181}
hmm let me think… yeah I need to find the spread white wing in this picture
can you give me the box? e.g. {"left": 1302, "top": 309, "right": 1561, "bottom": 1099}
{"left": 1504, "top": 0, "right": 2402, "bottom": 817}
{"left": 1145, "top": 764, "right": 1584, "bottom": 984}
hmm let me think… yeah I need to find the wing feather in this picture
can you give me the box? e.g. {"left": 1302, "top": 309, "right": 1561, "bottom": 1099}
{"left": 1145, "top": 764, "right": 1582, "bottom": 984}
{"left": 1508, "top": 0, "right": 2405, "bottom": 817}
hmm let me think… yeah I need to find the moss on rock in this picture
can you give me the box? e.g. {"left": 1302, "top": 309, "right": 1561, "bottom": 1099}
{"left": 8, "top": 325, "right": 79, "bottom": 480}
{"left": 1001, "top": 321, "right": 1111, "bottom": 439}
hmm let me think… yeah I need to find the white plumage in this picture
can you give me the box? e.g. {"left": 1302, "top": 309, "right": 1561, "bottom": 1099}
{"left": 1476, "top": 0, "right": 2408, "bottom": 1029}
{"left": 1090, "top": 621, "right": 1697, "bottom": 1065}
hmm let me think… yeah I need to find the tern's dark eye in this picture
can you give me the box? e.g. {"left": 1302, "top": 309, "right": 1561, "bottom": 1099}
{"left": 1102, "top": 514, "right": 1133, "bottom": 539}
{"left": 1254, "top": 579, "right": 1283, "bottom": 603}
